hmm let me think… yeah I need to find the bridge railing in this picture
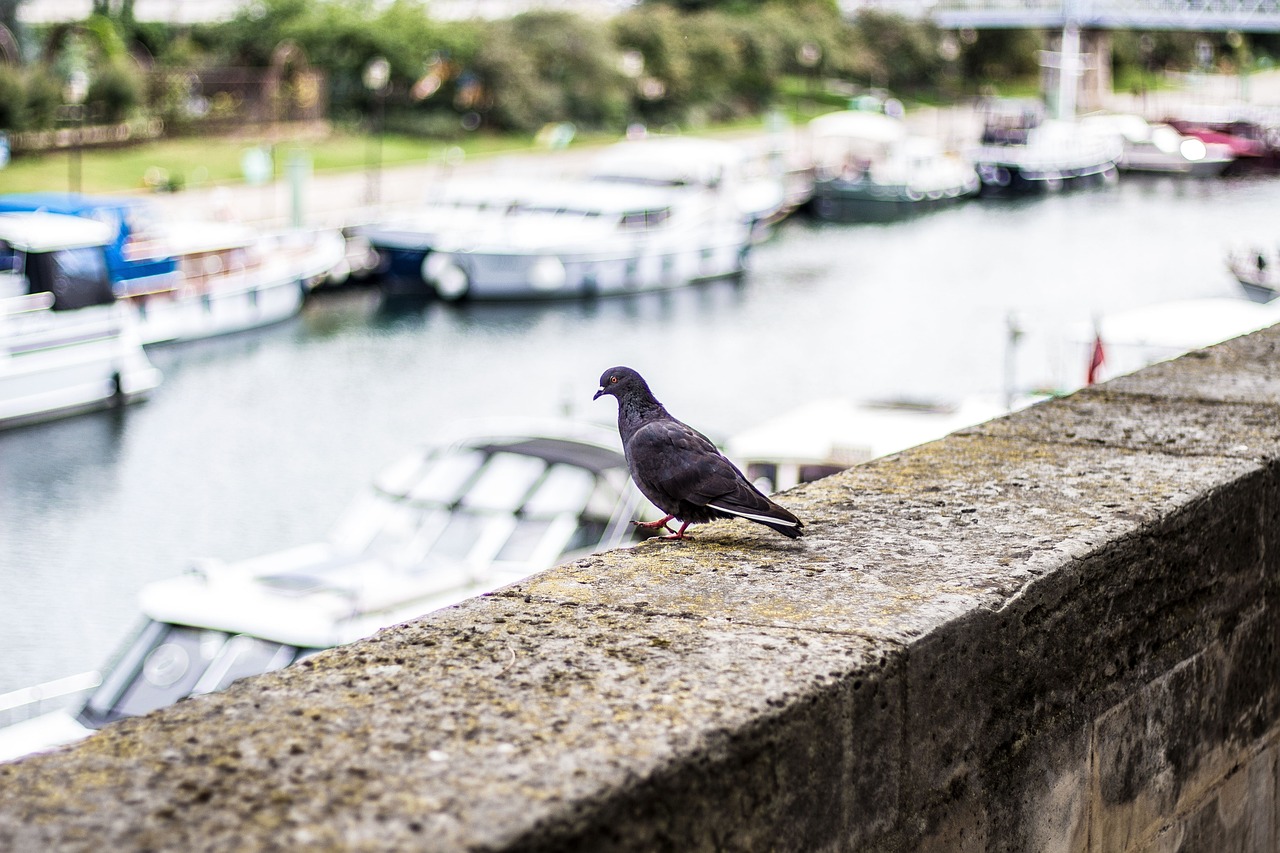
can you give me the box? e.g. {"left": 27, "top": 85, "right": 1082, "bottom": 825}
{"left": 858, "top": 0, "right": 1280, "bottom": 30}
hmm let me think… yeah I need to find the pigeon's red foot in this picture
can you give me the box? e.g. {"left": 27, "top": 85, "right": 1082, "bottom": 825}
{"left": 634, "top": 515, "right": 677, "bottom": 534}
{"left": 658, "top": 521, "right": 693, "bottom": 540}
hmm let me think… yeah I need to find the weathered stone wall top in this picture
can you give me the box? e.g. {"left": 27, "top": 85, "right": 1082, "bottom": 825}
{"left": 3, "top": 326, "right": 1280, "bottom": 852}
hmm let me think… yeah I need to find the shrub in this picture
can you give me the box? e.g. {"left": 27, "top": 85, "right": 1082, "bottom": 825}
{"left": 88, "top": 62, "right": 144, "bottom": 123}
{"left": 0, "top": 65, "right": 23, "bottom": 130}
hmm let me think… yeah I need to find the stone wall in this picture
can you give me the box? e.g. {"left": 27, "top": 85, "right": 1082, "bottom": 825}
{"left": 2, "top": 325, "right": 1279, "bottom": 852}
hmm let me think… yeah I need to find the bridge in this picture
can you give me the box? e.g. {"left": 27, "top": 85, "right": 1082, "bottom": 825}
{"left": 862, "top": 0, "right": 1280, "bottom": 31}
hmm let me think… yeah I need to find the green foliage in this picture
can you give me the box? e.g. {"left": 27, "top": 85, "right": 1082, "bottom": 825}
{"left": 472, "top": 11, "right": 629, "bottom": 132}
{"left": 956, "top": 28, "right": 1042, "bottom": 92}
{"left": 844, "top": 10, "right": 945, "bottom": 93}
{"left": 24, "top": 67, "right": 63, "bottom": 130}
{"left": 0, "top": 65, "right": 22, "bottom": 129}
{"left": 81, "top": 13, "right": 129, "bottom": 63}
{"left": 87, "top": 61, "right": 142, "bottom": 123}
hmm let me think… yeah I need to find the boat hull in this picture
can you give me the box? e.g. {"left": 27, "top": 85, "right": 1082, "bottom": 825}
{"left": 973, "top": 156, "right": 1117, "bottom": 196}
{"left": 808, "top": 179, "right": 977, "bottom": 222}
{"left": 425, "top": 240, "right": 749, "bottom": 301}
{"left": 0, "top": 302, "right": 161, "bottom": 429}
{"left": 127, "top": 274, "right": 305, "bottom": 346}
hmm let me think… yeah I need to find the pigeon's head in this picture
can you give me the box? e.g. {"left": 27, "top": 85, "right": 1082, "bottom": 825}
{"left": 594, "top": 366, "right": 649, "bottom": 401}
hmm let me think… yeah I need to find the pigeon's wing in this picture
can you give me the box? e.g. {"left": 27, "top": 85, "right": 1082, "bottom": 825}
{"left": 629, "top": 419, "right": 803, "bottom": 537}
{"left": 627, "top": 419, "right": 744, "bottom": 508}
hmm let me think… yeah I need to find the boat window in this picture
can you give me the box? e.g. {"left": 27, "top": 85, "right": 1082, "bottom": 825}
{"left": 191, "top": 635, "right": 297, "bottom": 695}
{"left": 0, "top": 241, "right": 16, "bottom": 273}
{"left": 584, "top": 477, "right": 625, "bottom": 520}
{"left": 460, "top": 453, "right": 547, "bottom": 511}
{"left": 565, "top": 518, "right": 608, "bottom": 554}
{"left": 495, "top": 517, "right": 555, "bottom": 562}
{"left": 429, "top": 510, "right": 492, "bottom": 560}
{"left": 365, "top": 504, "right": 445, "bottom": 558}
{"left": 646, "top": 208, "right": 671, "bottom": 227}
{"left": 26, "top": 246, "right": 114, "bottom": 310}
{"left": 620, "top": 211, "right": 648, "bottom": 230}
{"left": 80, "top": 624, "right": 231, "bottom": 725}
{"left": 409, "top": 449, "right": 488, "bottom": 504}
{"left": 522, "top": 464, "right": 595, "bottom": 517}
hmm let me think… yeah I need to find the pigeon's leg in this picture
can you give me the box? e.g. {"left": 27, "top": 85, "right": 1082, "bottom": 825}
{"left": 634, "top": 514, "right": 677, "bottom": 534}
{"left": 660, "top": 520, "right": 693, "bottom": 540}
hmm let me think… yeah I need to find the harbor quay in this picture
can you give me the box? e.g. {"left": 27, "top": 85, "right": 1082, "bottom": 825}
{"left": 1, "top": 320, "right": 1278, "bottom": 850}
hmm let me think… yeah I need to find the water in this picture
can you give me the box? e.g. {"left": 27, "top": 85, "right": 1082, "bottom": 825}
{"left": 2, "top": 173, "right": 1277, "bottom": 694}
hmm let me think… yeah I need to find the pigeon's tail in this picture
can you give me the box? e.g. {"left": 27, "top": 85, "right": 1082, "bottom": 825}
{"left": 707, "top": 500, "right": 804, "bottom": 539}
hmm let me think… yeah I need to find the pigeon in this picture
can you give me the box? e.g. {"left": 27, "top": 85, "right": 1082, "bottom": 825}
{"left": 593, "top": 366, "right": 803, "bottom": 540}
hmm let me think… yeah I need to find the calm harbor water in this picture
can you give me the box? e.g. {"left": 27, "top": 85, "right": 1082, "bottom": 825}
{"left": 2, "top": 172, "right": 1278, "bottom": 695}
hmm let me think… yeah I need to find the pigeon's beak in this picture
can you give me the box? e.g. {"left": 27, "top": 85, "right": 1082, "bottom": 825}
{"left": 593, "top": 386, "right": 605, "bottom": 401}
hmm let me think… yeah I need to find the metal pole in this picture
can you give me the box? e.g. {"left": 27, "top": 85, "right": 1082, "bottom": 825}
{"left": 69, "top": 107, "right": 82, "bottom": 193}
{"left": 1058, "top": 21, "right": 1080, "bottom": 120}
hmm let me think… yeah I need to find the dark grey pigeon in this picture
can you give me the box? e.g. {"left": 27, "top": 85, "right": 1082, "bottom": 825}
{"left": 593, "top": 366, "right": 803, "bottom": 540}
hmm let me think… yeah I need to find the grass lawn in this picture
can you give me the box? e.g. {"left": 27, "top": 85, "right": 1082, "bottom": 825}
{"left": 0, "top": 102, "right": 811, "bottom": 197}
{"left": 0, "top": 127, "right": 554, "bottom": 195}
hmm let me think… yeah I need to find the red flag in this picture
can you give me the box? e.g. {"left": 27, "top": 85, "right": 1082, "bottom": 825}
{"left": 1086, "top": 327, "right": 1106, "bottom": 385}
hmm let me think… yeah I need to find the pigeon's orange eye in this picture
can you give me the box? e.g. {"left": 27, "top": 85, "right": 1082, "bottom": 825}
{"left": 610, "top": 376, "right": 618, "bottom": 384}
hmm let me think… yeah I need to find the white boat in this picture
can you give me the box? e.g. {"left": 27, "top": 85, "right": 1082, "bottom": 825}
{"left": 355, "top": 177, "right": 554, "bottom": 295}
{"left": 971, "top": 100, "right": 1121, "bottom": 195}
{"left": 1073, "top": 297, "right": 1280, "bottom": 385}
{"left": 421, "top": 137, "right": 777, "bottom": 301}
{"left": 0, "top": 212, "right": 162, "bottom": 429}
{"left": 806, "top": 110, "right": 979, "bottom": 221}
{"left": 1080, "top": 114, "right": 1235, "bottom": 177}
{"left": 117, "top": 219, "right": 345, "bottom": 346}
{"left": 587, "top": 136, "right": 789, "bottom": 238}
{"left": 0, "top": 193, "right": 345, "bottom": 346}
{"left": 1226, "top": 244, "right": 1280, "bottom": 303}
{"left": 0, "top": 418, "right": 648, "bottom": 761}
{"left": 727, "top": 397, "right": 1028, "bottom": 493}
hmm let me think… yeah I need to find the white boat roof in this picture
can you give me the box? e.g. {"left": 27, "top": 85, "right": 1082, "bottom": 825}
{"left": 155, "top": 219, "right": 257, "bottom": 254}
{"left": 728, "top": 397, "right": 1015, "bottom": 468}
{"left": 808, "top": 110, "right": 907, "bottom": 143}
{"left": 590, "top": 136, "right": 750, "bottom": 185}
{"left": 1090, "top": 298, "right": 1280, "bottom": 350}
{"left": 520, "top": 179, "right": 680, "bottom": 214}
{"left": 0, "top": 212, "right": 112, "bottom": 252}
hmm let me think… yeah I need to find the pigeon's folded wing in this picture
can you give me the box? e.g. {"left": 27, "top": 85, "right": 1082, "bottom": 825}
{"left": 628, "top": 419, "right": 743, "bottom": 507}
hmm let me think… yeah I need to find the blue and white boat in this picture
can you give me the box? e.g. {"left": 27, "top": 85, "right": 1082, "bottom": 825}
{"left": 0, "top": 193, "right": 344, "bottom": 346}
{"left": 0, "top": 212, "right": 162, "bottom": 428}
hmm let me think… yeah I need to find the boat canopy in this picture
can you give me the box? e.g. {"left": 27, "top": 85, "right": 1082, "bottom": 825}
{"left": 0, "top": 193, "right": 176, "bottom": 284}
{"left": 0, "top": 213, "right": 116, "bottom": 309}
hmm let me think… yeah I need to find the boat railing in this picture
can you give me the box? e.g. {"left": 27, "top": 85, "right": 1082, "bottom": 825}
{"left": 0, "top": 671, "right": 101, "bottom": 727}
{"left": 0, "top": 291, "right": 55, "bottom": 317}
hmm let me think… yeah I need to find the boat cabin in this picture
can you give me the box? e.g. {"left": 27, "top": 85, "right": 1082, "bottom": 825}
{"left": 0, "top": 193, "right": 178, "bottom": 289}
{"left": 0, "top": 213, "right": 116, "bottom": 310}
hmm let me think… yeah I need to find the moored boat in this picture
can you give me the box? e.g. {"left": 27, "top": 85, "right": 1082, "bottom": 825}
{"left": 1081, "top": 113, "right": 1235, "bottom": 177}
{"left": 354, "top": 177, "right": 552, "bottom": 295}
{"left": 727, "top": 396, "right": 1027, "bottom": 493}
{"left": 0, "top": 193, "right": 344, "bottom": 346}
{"left": 805, "top": 110, "right": 979, "bottom": 222}
{"left": 0, "top": 212, "right": 162, "bottom": 429}
{"left": 1226, "top": 244, "right": 1280, "bottom": 303}
{"left": 970, "top": 100, "right": 1121, "bottom": 196}
{"left": 0, "top": 418, "right": 649, "bottom": 760}
{"left": 420, "top": 137, "right": 772, "bottom": 301}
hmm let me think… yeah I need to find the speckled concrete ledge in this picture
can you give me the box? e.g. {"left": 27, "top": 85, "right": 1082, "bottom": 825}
{"left": 3, "top": 327, "right": 1280, "bottom": 853}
